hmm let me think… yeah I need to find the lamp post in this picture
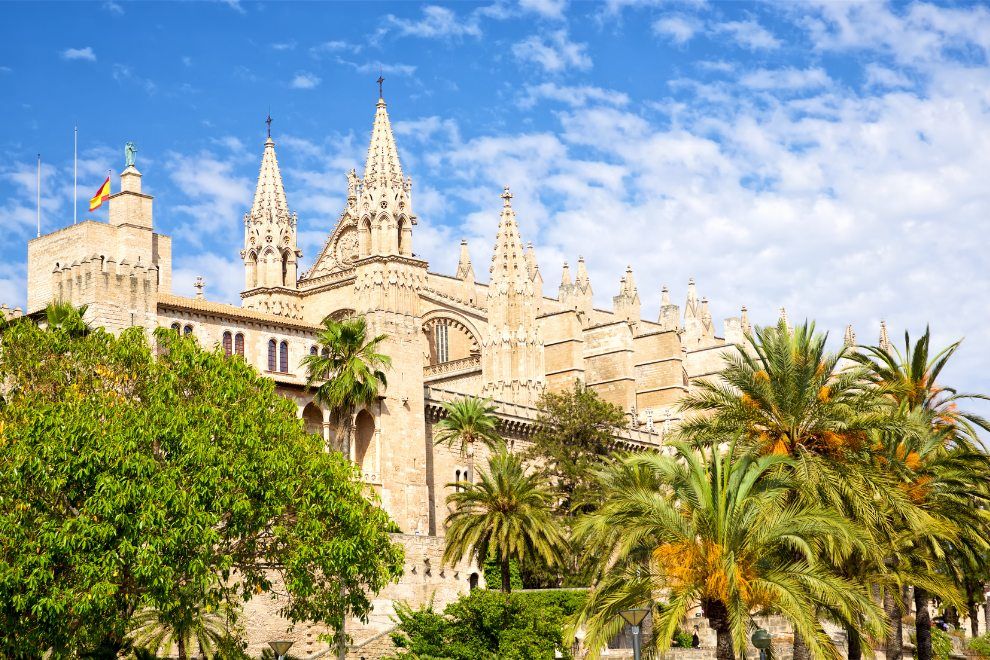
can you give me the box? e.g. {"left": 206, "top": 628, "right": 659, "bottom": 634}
{"left": 620, "top": 608, "right": 650, "bottom": 660}
{"left": 269, "top": 640, "right": 293, "bottom": 660}
{"left": 751, "top": 628, "right": 772, "bottom": 660}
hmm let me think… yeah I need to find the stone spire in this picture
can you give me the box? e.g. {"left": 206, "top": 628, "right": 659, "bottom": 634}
{"left": 242, "top": 124, "right": 300, "bottom": 293}
{"left": 456, "top": 239, "right": 475, "bottom": 283}
{"left": 482, "top": 186, "right": 544, "bottom": 405}
{"left": 844, "top": 324, "right": 856, "bottom": 347}
{"left": 613, "top": 265, "right": 641, "bottom": 324}
{"left": 357, "top": 91, "right": 415, "bottom": 258}
{"left": 684, "top": 278, "right": 700, "bottom": 320}
{"left": 740, "top": 305, "right": 751, "bottom": 334}
{"left": 700, "top": 297, "right": 714, "bottom": 336}
{"left": 778, "top": 306, "right": 791, "bottom": 331}
{"left": 879, "top": 320, "right": 891, "bottom": 352}
{"left": 572, "top": 256, "right": 594, "bottom": 316}
{"left": 661, "top": 285, "right": 671, "bottom": 306}
{"left": 524, "top": 242, "right": 543, "bottom": 312}
{"left": 658, "top": 285, "right": 680, "bottom": 331}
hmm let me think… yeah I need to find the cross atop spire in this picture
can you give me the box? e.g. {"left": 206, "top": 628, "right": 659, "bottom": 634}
{"left": 265, "top": 111, "right": 272, "bottom": 139}
{"left": 377, "top": 75, "right": 385, "bottom": 99}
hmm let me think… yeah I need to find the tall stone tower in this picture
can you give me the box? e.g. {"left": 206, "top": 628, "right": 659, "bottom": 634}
{"left": 351, "top": 89, "right": 431, "bottom": 535}
{"left": 481, "top": 187, "right": 545, "bottom": 406}
{"left": 26, "top": 161, "right": 171, "bottom": 332}
{"left": 241, "top": 121, "right": 303, "bottom": 318}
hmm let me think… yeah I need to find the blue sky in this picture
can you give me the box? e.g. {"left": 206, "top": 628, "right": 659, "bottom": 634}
{"left": 2, "top": 0, "right": 990, "bottom": 409}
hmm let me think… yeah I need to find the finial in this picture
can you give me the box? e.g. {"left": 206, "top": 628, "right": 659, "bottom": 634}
{"left": 501, "top": 185, "right": 512, "bottom": 206}
{"left": 377, "top": 75, "right": 385, "bottom": 99}
{"left": 194, "top": 276, "right": 205, "bottom": 299}
{"left": 661, "top": 285, "right": 670, "bottom": 306}
{"left": 265, "top": 110, "right": 272, "bottom": 139}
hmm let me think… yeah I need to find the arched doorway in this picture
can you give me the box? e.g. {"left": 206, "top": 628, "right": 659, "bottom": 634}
{"left": 354, "top": 409, "right": 375, "bottom": 480}
{"left": 302, "top": 402, "right": 324, "bottom": 440}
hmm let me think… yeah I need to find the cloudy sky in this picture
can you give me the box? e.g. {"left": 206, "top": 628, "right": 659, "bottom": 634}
{"left": 2, "top": 0, "right": 989, "bottom": 409}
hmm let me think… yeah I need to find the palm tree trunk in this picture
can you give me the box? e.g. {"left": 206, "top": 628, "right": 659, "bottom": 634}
{"left": 915, "top": 587, "right": 932, "bottom": 660}
{"left": 703, "top": 600, "right": 734, "bottom": 660}
{"left": 846, "top": 622, "right": 862, "bottom": 660}
{"left": 793, "top": 630, "right": 812, "bottom": 660}
{"left": 983, "top": 585, "right": 990, "bottom": 640}
{"left": 177, "top": 635, "right": 188, "bottom": 660}
{"left": 885, "top": 585, "right": 904, "bottom": 660}
{"left": 501, "top": 554, "right": 512, "bottom": 593}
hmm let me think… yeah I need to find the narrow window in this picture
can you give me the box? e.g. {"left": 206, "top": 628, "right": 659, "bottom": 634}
{"left": 170, "top": 322, "right": 181, "bottom": 332}
{"left": 222, "top": 331, "right": 233, "bottom": 357}
{"left": 183, "top": 324, "right": 193, "bottom": 336}
{"left": 234, "top": 333, "right": 244, "bottom": 357}
{"left": 455, "top": 470, "right": 461, "bottom": 491}
{"left": 435, "top": 322, "right": 449, "bottom": 363}
{"left": 267, "top": 339, "right": 277, "bottom": 372}
{"left": 279, "top": 341, "right": 289, "bottom": 373}
{"left": 310, "top": 345, "right": 318, "bottom": 356}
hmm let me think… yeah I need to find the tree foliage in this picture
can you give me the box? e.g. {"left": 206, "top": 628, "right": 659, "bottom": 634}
{"left": 0, "top": 321, "right": 403, "bottom": 656}
{"left": 524, "top": 381, "right": 627, "bottom": 517}
{"left": 443, "top": 450, "right": 566, "bottom": 593}
{"left": 389, "top": 589, "right": 585, "bottom": 660}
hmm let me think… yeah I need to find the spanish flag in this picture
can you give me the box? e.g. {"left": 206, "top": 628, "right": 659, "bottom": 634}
{"left": 89, "top": 176, "right": 111, "bottom": 212}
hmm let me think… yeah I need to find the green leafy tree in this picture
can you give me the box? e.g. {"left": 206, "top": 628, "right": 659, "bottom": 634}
{"left": 524, "top": 381, "right": 628, "bottom": 517}
{"left": 0, "top": 322, "right": 403, "bottom": 657}
{"left": 443, "top": 450, "right": 566, "bottom": 593}
{"left": 389, "top": 590, "right": 584, "bottom": 659}
{"left": 572, "top": 443, "right": 886, "bottom": 660}
{"left": 302, "top": 316, "right": 390, "bottom": 456}
{"left": 434, "top": 396, "right": 503, "bottom": 481}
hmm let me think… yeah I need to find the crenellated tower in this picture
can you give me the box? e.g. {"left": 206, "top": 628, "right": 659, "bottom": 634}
{"left": 481, "top": 187, "right": 544, "bottom": 405}
{"left": 241, "top": 119, "right": 303, "bottom": 318}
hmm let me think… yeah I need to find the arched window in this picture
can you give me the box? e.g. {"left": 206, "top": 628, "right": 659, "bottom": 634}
{"left": 279, "top": 341, "right": 289, "bottom": 373}
{"left": 183, "top": 324, "right": 193, "bottom": 336}
{"left": 321, "top": 347, "right": 330, "bottom": 358}
{"left": 234, "top": 333, "right": 244, "bottom": 357}
{"left": 455, "top": 469, "right": 461, "bottom": 490}
{"left": 267, "top": 339, "right": 277, "bottom": 372}
{"left": 310, "top": 345, "right": 318, "bottom": 356}
{"left": 222, "top": 331, "right": 233, "bottom": 357}
{"left": 170, "top": 322, "right": 181, "bottom": 332}
{"left": 435, "top": 321, "right": 449, "bottom": 363}
{"left": 469, "top": 573, "right": 479, "bottom": 591}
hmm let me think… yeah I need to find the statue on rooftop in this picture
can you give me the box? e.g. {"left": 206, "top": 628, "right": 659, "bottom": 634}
{"left": 125, "top": 141, "right": 137, "bottom": 168}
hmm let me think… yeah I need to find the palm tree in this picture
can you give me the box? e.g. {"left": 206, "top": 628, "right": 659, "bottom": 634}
{"left": 434, "top": 396, "right": 503, "bottom": 481}
{"left": 853, "top": 328, "right": 990, "bottom": 660}
{"left": 443, "top": 449, "right": 566, "bottom": 593}
{"left": 572, "top": 443, "right": 886, "bottom": 660}
{"left": 44, "top": 301, "right": 90, "bottom": 337}
{"left": 679, "top": 319, "right": 902, "bottom": 659}
{"left": 301, "top": 316, "right": 390, "bottom": 457}
{"left": 301, "top": 315, "right": 390, "bottom": 660}
{"left": 128, "top": 601, "right": 234, "bottom": 659}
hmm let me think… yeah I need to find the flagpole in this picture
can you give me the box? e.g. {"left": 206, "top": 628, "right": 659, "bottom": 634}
{"left": 73, "top": 126, "right": 78, "bottom": 225}
{"left": 36, "top": 154, "right": 41, "bottom": 238}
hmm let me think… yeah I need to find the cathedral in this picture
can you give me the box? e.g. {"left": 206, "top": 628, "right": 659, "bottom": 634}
{"left": 12, "top": 88, "right": 751, "bottom": 655}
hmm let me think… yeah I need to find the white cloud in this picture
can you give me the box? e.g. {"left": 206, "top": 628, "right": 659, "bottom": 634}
{"left": 518, "top": 0, "right": 567, "bottom": 20}
{"left": 167, "top": 151, "right": 253, "bottom": 248}
{"left": 290, "top": 72, "right": 321, "bottom": 90}
{"left": 382, "top": 5, "right": 482, "bottom": 40}
{"left": 653, "top": 15, "right": 702, "bottom": 45}
{"left": 394, "top": 116, "right": 461, "bottom": 144}
{"left": 512, "top": 29, "right": 592, "bottom": 73}
{"left": 271, "top": 40, "right": 297, "bottom": 51}
{"left": 339, "top": 59, "right": 417, "bottom": 77}
{"left": 218, "top": 0, "right": 245, "bottom": 14}
{"left": 740, "top": 67, "right": 831, "bottom": 90}
{"left": 102, "top": 1, "right": 123, "bottom": 14}
{"left": 172, "top": 253, "right": 244, "bottom": 305}
{"left": 61, "top": 47, "right": 96, "bottom": 62}
{"left": 713, "top": 19, "right": 781, "bottom": 50}
{"left": 518, "top": 82, "right": 630, "bottom": 109}
{"left": 864, "top": 63, "right": 913, "bottom": 89}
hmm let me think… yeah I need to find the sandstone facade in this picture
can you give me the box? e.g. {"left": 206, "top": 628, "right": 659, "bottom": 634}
{"left": 18, "top": 90, "right": 757, "bottom": 656}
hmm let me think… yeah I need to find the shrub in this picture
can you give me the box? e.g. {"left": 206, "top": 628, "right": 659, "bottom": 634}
{"left": 968, "top": 633, "right": 990, "bottom": 659}
{"left": 390, "top": 589, "right": 585, "bottom": 659}
{"left": 672, "top": 629, "right": 694, "bottom": 648}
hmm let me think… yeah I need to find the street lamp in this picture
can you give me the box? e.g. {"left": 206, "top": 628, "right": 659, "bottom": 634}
{"left": 619, "top": 608, "right": 650, "bottom": 660}
{"left": 269, "top": 640, "right": 293, "bottom": 660}
{"left": 751, "top": 628, "right": 772, "bottom": 660}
